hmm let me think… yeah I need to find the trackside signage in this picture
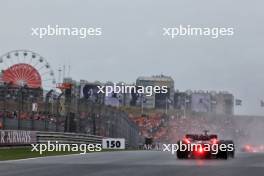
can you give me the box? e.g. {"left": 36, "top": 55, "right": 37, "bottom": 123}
{"left": 0, "top": 130, "right": 37, "bottom": 146}
{"left": 102, "top": 138, "right": 125, "bottom": 149}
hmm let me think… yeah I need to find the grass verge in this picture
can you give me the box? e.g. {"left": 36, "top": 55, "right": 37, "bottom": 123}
{"left": 0, "top": 147, "right": 81, "bottom": 161}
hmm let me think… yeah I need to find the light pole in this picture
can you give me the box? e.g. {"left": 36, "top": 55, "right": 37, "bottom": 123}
{"left": 44, "top": 90, "right": 53, "bottom": 131}
{"left": 165, "top": 96, "right": 169, "bottom": 115}
{"left": 141, "top": 94, "right": 146, "bottom": 115}
{"left": 183, "top": 95, "right": 189, "bottom": 119}
{"left": 56, "top": 92, "right": 64, "bottom": 132}
{"left": 17, "top": 86, "right": 25, "bottom": 130}
{"left": 92, "top": 112, "right": 96, "bottom": 135}
{"left": 141, "top": 97, "right": 144, "bottom": 114}
{"left": 29, "top": 94, "right": 35, "bottom": 130}
{"left": 2, "top": 84, "right": 10, "bottom": 129}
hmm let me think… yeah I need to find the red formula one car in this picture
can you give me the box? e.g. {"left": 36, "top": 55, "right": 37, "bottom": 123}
{"left": 177, "top": 131, "right": 235, "bottom": 159}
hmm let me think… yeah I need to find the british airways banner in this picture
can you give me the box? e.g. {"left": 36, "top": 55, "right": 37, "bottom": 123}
{"left": 0, "top": 130, "right": 37, "bottom": 146}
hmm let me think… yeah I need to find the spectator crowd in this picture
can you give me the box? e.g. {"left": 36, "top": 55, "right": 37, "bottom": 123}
{"left": 130, "top": 112, "right": 261, "bottom": 146}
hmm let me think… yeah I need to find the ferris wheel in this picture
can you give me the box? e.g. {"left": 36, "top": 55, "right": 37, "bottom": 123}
{"left": 0, "top": 50, "right": 56, "bottom": 90}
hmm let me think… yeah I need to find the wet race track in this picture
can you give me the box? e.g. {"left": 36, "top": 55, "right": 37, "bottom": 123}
{"left": 0, "top": 151, "right": 264, "bottom": 176}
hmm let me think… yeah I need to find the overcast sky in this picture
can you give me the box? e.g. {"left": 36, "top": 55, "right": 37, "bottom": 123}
{"left": 0, "top": 0, "right": 264, "bottom": 115}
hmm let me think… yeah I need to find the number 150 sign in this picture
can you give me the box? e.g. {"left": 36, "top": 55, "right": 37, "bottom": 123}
{"left": 102, "top": 138, "right": 125, "bottom": 149}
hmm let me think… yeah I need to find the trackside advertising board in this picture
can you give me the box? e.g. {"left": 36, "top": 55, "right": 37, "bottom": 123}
{"left": 0, "top": 130, "right": 37, "bottom": 146}
{"left": 102, "top": 138, "right": 125, "bottom": 150}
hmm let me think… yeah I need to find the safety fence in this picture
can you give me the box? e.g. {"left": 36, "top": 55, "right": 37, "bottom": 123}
{"left": 37, "top": 131, "right": 102, "bottom": 144}
{"left": 0, "top": 103, "right": 144, "bottom": 148}
{"left": 0, "top": 118, "right": 64, "bottom": 132}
